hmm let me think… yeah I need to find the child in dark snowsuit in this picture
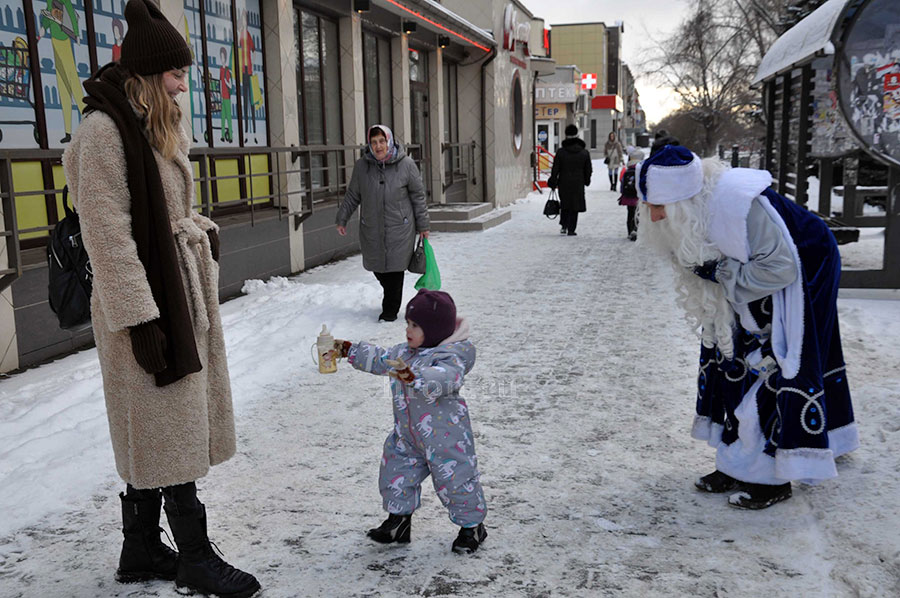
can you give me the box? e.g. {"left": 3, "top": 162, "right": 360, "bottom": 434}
{"left": 332, "top": 289, "right": 488, "bottom": 554}
{"left": 618, "top": 148, "right": 644, "bottom": 241}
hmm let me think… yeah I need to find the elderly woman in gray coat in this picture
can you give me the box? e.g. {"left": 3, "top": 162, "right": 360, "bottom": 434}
{"left": 336, "top": 125, "right": 430, "bottom": 321}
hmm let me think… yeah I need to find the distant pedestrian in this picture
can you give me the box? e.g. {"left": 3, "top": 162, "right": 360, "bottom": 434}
{"left": 331, "top": 289, "right": 488, "bottom": 553}
{"left": 336, "top": 125, "right": 430, "bottom": 322}
{"left": 548, "top": 124, "right": 592, "bottom": 236}
{"left": 62, "top": 1, "right": 259, "bottom": 595}
{"left": 604, "top": 131, "right": 624, "bottom": 190}
{"left": 617, "top": 148, "right": 643, "bottom": 241}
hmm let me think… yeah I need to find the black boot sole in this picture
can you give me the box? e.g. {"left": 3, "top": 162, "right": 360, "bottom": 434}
{"left": 366, "top": 516, "right": 411, "bottom": 544}
{"left": 452, "top": 525, "right": 488, "bottom": 554}
{"left": 728, "top": 485, "right": 792, "bottom": 509}
{"left": 116, "top": 569, "right": 177, "bottom": 583}
{"left": 694, "top": 471, "right": 741, "bottom": 493}
{"left": 366, "top": 526, "right": 411, "bottom": 544}
{"left": 175, "top": 579, "right": 261, "bottom": 598}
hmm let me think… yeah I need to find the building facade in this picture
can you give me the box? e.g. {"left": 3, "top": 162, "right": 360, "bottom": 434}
{"left": 0, "top": 0, "right": 550, "bottom": 372}
{"left": 546, "top": 21, "right": 645, "bottom": 157}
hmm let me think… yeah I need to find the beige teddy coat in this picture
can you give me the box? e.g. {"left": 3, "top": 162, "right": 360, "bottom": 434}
{"left": 62, "top": 112, "right": 236, "bottom": 489}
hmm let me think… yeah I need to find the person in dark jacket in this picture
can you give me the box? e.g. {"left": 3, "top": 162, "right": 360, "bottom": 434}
{"left": 548, "top": 124, "right": 592, "bottom": 236}
{"left": 336, "top": 125, "right": 430, "bottom": 321}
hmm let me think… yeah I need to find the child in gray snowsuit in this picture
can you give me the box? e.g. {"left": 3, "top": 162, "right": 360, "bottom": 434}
{"left": 332, "top": 289, "right": 488, "bottom": 554}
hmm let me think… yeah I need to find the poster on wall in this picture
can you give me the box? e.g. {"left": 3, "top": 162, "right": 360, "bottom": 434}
{"left": 0, "top": 0, "right": 39, "bottom": 147}
{"left": 92, "top": 0, "right": 126, "bottom": 67}
{"left": 196, "top": 0, "right": 237, "bottom": 147}
{"left": 35, "top": 0, "right": 91, "bottom": 147}
{"left": 184, "top": 0, "right": 208, "bottom": 146}
{"left": 235, "top": 0, "right": 266, "bottom": 146}
{"left": 837, "top": 0, "right": 900, "bottom": 166}
{"left": 810, "top": 58, "right": 856, "bottom": 158}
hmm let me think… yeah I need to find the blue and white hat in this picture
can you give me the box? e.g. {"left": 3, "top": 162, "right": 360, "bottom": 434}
{"left": 638, "top": 145, "right": 704, "bottom": 204}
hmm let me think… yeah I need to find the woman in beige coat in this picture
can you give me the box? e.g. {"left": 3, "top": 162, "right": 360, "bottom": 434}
{"left": 62, "top": 2, "right": 258, "bottom": 596}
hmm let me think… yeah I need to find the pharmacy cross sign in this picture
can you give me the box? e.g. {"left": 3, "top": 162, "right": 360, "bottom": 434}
{"left": 581, "top": 73, "right": 597, "bottom": 90}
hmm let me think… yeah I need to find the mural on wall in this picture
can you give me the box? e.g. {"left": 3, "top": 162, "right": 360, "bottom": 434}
{"left": 0, "top": 0, "right": 264, "bottom": 150}
{"left": 37, "top": 0, "right": 89, "bottom": 146}
{"left": 194, "top": 0, "right": 236, "bottom": 146}
{"left": 235, "top": 0, "right": 265, "bottom": 146}
{"left": 93, "top": 0, "right": 126, "bottom": 67}
{"left": 0, "top": 1, "right": 38, "bottom": 147}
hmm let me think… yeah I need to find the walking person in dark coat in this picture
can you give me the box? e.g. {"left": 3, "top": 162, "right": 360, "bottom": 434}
{"left": 548, "top": 124, "right": 592, "bottom": 236}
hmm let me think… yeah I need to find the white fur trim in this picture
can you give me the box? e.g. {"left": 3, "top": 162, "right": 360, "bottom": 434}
{"left": 757, "top": 195, "right": 804, "bottom": 380}
{"left": 774, "top": 447, "right": 837, "bottom": 483}
{"left": 644, "top": 153, "right": 704, "bottom": 204}
{"left": 828, "top": 422, "right": 860, "bottom": 458}
{"left": 708, "top": 168, "right": 773, "bottom": 263}
{"left": 691, "top": 415, "right": 713, "bottom": 441}
{"left": 713, "top": 377, "right": 784, "bottom": 484}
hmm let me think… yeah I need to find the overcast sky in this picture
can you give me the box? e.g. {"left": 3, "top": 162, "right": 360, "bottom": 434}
{"left": 521, "top": 0, "right": 691, "bottom": 124}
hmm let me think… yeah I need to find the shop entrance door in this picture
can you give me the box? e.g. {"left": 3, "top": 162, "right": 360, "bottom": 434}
{"left": 536, "top": 120, "right": 556, "bottom": 174}
{"left": 409, "top": 48, "right": 432, "bottom": 203}
{"left": 536, "top": 120, "right": 552, "bottom": 151}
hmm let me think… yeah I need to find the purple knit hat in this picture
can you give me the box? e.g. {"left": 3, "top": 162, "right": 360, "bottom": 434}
{"left": 405, "top": 289, "right": 457, "bottom": 348}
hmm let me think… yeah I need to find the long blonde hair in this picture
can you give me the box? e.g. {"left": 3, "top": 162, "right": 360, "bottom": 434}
{"left": 124, "top": 72, "right": 182, "bottom": 160}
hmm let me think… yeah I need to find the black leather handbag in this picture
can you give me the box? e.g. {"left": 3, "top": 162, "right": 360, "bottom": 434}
{"left": 408, "top": 236, "right": 426, "bottom": 273}
{"left": 543, "top": 189, "right": 560, "bottom": 219}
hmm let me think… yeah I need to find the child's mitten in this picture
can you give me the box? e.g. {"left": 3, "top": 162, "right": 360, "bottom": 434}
{"left": 385, "top": 358, "right": 415, "bottom": 383}
{"left": 332, "top": 339, "right": 353, "bottom": 358}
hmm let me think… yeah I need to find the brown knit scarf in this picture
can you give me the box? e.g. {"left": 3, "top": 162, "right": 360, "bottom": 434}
{"left": 83, "top": 63, "right": 201, "bottom": 387}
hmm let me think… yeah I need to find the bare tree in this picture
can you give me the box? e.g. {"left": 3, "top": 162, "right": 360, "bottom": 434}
{"left": 642, "top": 0, "right": 782, "bottom": 155}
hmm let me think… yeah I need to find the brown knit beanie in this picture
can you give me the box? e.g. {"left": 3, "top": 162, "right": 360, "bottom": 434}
{"left": 120, "top": 0, "right": 192, "bottom": 76}
{"left": 405, "top": 289, "right": 457, "bottom": 348}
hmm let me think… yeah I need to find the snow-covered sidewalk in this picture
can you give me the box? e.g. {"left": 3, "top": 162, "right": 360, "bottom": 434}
{"left": 1, "top": 170, "right": 899, "bottom": 597}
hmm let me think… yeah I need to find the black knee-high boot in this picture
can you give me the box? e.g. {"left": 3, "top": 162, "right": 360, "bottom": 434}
{"left": 162, "top": 482, "right": 260, "bottom": 598}
{"left": 116, "top": 486, "right": 178, "bottom": 583}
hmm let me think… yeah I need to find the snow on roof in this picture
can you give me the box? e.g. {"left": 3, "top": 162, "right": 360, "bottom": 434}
{"left": 753, "top": 0, "right": 850, "bottom": 85}
{"left": 415, "top": 0, "right": 496, "bottom": 46}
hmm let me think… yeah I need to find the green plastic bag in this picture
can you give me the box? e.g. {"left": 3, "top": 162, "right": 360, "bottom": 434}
{"left": 413, "top": 237, "right": 441, "bottom": 290}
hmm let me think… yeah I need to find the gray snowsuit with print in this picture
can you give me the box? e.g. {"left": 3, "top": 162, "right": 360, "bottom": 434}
{"left": 348, "top": 322, "right": 486, "bottom": 528}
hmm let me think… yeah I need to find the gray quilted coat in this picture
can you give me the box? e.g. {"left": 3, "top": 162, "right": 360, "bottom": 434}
{"left": 336, "top": 143, "right": 429, "bottom": 272}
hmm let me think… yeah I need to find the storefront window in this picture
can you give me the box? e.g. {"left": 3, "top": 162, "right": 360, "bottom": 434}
{"left": 294, "top": 7, "right": 343, "bottom": 190}
{"left": 511, "top": 71, "right": 524, "bottom": 154}
{"left": 362, "top": 31, "right": 393, "bottom": 130}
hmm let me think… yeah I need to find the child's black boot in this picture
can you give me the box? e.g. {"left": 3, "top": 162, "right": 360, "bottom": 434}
{"left": 367, "top": 513, "right": 411, "bottom": 544}
{"left": 451, "top": 523, "right": 487, "bottom": 554}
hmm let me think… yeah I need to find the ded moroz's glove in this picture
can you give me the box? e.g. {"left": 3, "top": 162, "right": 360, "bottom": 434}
{"left": 385, "top": 357, "right": 415, "bottom": 383}
{"left": 129, "top": 319, "right": 168, "bottom": 374}
{"left": 692, "top": 259, "right": 720, "bottom": 283}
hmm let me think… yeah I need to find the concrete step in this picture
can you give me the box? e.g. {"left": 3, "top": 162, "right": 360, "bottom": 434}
{"left": 427, "top": 202, "right": 492, "bottom": 221}
{"left": 429, "top": 207, "right": 512, "bottom": 232}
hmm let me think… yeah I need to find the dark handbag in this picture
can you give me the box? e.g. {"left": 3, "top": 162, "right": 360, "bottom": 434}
{"left": 543, "top": 189, "right": 560, "bottom": 219}
{"left": 408, "top": 236, "right": 426, "bottom": 273}
{"left": 603, "top": 156, "right": 610, "bottom": 165}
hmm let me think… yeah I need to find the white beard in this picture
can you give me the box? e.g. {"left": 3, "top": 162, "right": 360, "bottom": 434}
{"left": 637, "top": 159, "right": 737, "bottom": 358}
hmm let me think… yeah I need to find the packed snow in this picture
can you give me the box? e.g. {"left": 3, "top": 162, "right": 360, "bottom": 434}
{"left": 1, "top": 161, "right": 899, "bottom": 597}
